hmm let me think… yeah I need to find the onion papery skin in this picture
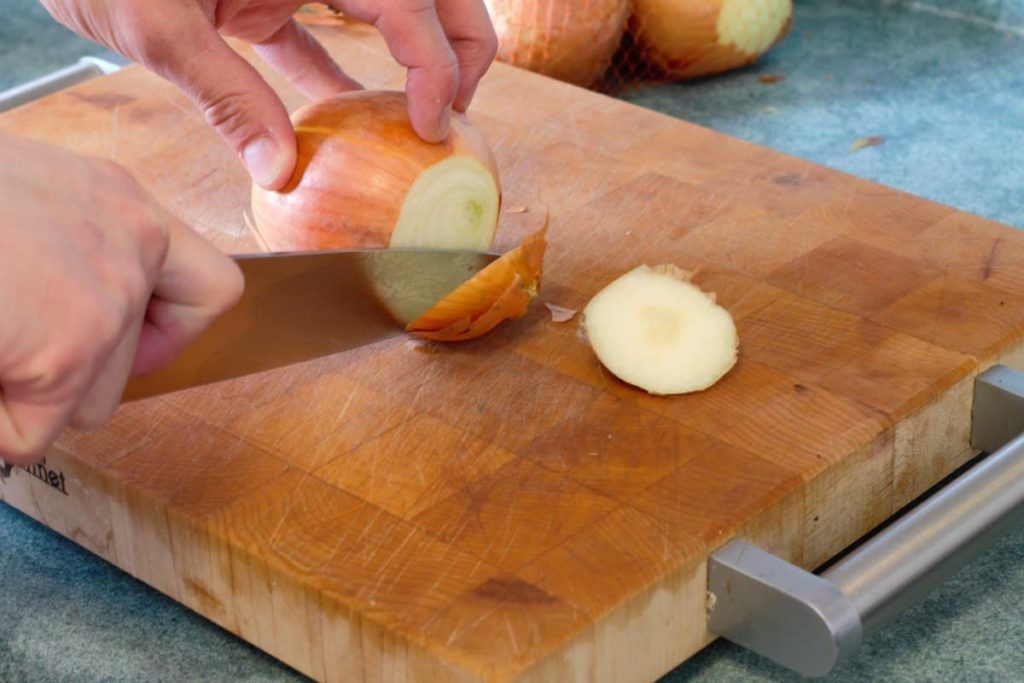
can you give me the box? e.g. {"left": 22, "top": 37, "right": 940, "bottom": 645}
{"left": 407, "top": 227, "right": 547, "bottom": 341}
{"left": 250, "top": 90, "right": 501, "bottom": 252}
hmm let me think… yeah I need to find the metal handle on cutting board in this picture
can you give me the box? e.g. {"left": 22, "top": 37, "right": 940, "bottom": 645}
{"left": 707, "top": 364, "right": 1024, "bottom": 677}
{"left": 0, "top": 56, "right": 123, "bottom": 112}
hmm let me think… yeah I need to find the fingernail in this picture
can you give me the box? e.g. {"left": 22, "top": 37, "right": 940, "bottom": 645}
{"left": 242, "top": 137, "right": 283, "bottom": 188}
{"left": 437, "top": 105, "right": 452, "bottom": 139}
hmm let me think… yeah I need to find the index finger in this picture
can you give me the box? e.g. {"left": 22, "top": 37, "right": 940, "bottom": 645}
{"left": 333, "top": 0, "right": 458, "bottom": 142}
{"left": 434, "top": 0, "right": 498, "bottom": 111}
{"left": 131, "top": 216, "right": 244, "bottom": 377}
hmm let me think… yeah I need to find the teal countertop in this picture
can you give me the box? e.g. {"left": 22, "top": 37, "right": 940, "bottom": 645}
{"left": 3, "top": 1, "right": 1024, "bottom": 681}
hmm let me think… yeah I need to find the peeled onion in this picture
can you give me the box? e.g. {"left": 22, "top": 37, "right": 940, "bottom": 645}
{"left": 631, "top": 0, "right": 793, "bottom": 80}
{"left": 581, "top": 264, "right": 738, "bottom": 394}
{"left": 484, "top": 0, "right": 631, "bottom": 87}
{"left": 250, "top": 90, "right": 501, "bottom": 252}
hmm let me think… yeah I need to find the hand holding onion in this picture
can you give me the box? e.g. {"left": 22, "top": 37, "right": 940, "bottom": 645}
{"left": 40, "top": 0, "right": 499, "bottom": 189}
{"left": 250, "top": 89, "right": 545, "bottom": 342}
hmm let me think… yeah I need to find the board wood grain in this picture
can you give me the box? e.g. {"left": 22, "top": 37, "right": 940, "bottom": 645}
{"left": 3, "top": 20, "right": 1024, "bottom": 682}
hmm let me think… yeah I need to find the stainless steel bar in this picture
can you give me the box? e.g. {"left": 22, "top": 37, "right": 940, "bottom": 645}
{"left": 707, "top": 364, "right": 1024, "bottom": 677}
{"left": 823, "top": 429, "right": 1024, "bottom": 637}
{"left": 972, "top": 364, "right": 1024, "bottom": 455}
{"left": 0, "top": 56, "right": 122, "bottom": 112}
{"left": 707, "top": 540, "right": 862, "bottom": 677}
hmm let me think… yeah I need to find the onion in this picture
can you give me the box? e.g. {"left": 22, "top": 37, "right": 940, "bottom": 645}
{"left": 407, "top": 226, "right": 547, "bottom": 341}
{"left": 581, "top": 264, "right": 738, "bottom": 394}
{"left": 248, "top": 90, "right": 545, "bottom": 343}
{"left": 631, "top": 0, "right": 793, "bottom": 80}
{"left": 484, "top": 0, "right": 631, "bottom": 87}
{"left": 250, "top": 90, "right": 501, "bottom": 252}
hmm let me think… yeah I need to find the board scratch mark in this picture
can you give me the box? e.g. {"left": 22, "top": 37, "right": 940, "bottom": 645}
{"left": 504, "top": 612, "right": 521, "bottom": 656}
{"left": 367, "top": 423, "right": 382, "bottom": 510}
{"left": 448, "top": 600, "right": 504, "bottom": 646}
{"left": 335, "top": 383, "right": 360, "bottom": 425}
{"left": 406, "top": 356, "right": 441, "bottom": 414}
{"left": 267, "top": 471, "right": 311, "bottom": 551}
{"left": 448, "top": 489, "right": 486, "bottom": 544}
{"left": 983, "top": 235, "right": 1002, "bottom": 281}
{"left": 101, "top": 413, "right": 165, "bottom": 467}
{"left": 365, "top": 523, "right": 417, "bottom": 602}
{"left": 489, "top": 497, "right": 521, "bottom": 566}
{"left": 325, "top": 382, "right": 362, "bottom": 457}
{"left": 443, "top": 612, "right": 469, "bottom": 646}
{"left": 353, "top": 506, "right": 390, "bottom": 548}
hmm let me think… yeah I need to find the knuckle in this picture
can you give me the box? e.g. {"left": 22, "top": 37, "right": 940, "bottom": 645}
{"left": 132, "top": 209, "right": 171, "bottom": 275}
{"left": 482, "top": 27, "right": 499, "bottom": 63}
{"left": 22, "top": 343, "right": 92, "bottom": 406}
{"left": 129, "top": 24, "right": 179, "bottom": 73}
{"left": 79, "top": 293, "right": 127, "bottom": 351}
{"left": 118, "top": 264, "right": 153, "bottom": 312}
{"left": 426, "top": 57, "right": 460, "bottom": 96}
{"left": 461, "top": 41, "right": 496, "bottom": 74}
{"left": 199, "top": 86, "right": 255, "bottom": 143}
{"left": 214, "top": 260, "right": 245, "bottom": 315}
{"left": 402, "top": 0, "right": 437, "bottom": 18}
{"left": 96, "top": 180, "right": 171, "bottom": 280}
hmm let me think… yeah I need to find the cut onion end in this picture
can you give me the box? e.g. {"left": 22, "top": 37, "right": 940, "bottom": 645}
{"left": 406, "top": 226, "right": 548, "bottom": 342}
{"left": 581, "top": 264, "right": 738, "bottom": 395}
{"left": 389, "top": 155, "right": 500, "bottom": 251}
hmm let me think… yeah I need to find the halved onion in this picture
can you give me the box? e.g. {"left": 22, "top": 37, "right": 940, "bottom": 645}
{"left": 407, "top": 227, "right": 547, "bottom": 341}
{"left": 250, "top": 90, "right": 501, "bottom": 252}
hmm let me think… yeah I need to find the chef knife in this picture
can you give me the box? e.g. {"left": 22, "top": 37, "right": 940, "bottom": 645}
{"left": 121, "top": 247, "right": 498, "bottom": 401}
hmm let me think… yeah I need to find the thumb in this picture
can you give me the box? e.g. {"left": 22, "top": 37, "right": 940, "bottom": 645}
{"left": 160, "top": 29, "right": 297, "bottom": 190}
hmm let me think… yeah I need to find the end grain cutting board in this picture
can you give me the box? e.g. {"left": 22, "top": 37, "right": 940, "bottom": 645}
{"left": 4, "top": 20, "right": 1024, "bottom": 683}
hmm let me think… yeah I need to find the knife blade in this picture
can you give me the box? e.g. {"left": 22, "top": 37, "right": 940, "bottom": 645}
{"left": 121, "top": 247, "right": 499, "bottom": 401}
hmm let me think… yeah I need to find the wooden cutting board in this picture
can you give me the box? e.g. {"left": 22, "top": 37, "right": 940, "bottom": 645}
{"left": 4, "top": 20, "right": 1024, "bottom": 683}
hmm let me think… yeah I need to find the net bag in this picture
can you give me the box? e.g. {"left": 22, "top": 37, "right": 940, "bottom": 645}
{"left": 297, "top": 1, "right": 793, "bottom": 93}
{"left": 486, "top": 0, "right": 793, "bottom": 92}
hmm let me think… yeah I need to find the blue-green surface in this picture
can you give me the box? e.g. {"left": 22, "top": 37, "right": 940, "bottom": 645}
{"left": 3, "top": 0, "right": 1024, "bottom": 681}
{"left": 0, "top": 1, "right": 116, "bottom": 91}
{"left": 619, "top": 0, "right": 1024, "bottom": 230}
{"left": 910, "top": 0, "right": 1024, "bottom": 29}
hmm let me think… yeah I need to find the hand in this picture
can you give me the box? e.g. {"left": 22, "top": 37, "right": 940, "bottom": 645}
{"left": 0, "top": 133, "right": 244, "bottom": 466}
{"left": 39, "top": 0, "right": 498, "bottom": 190}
